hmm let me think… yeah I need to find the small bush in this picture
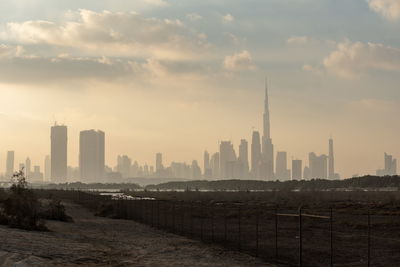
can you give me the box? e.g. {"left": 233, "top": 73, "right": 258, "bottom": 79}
{"left": 0, "top": 170, "right": 47, "bottom": 231}
{"left": 39, "top": 198, "right": 73, "bottom": 222}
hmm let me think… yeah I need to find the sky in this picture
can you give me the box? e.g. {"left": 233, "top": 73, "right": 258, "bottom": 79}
{"left": 0, "top": 0, "right": 399, "bottom": 178}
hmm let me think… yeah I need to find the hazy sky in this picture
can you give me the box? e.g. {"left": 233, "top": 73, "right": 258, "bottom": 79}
{"left": 0, "top": 0, "right": 399, "bottom": 177}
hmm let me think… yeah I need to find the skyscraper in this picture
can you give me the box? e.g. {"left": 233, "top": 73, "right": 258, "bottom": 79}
{"left": 219, "top": 141, "right": 236, "bottom": 179}
{"left": 6, "top": 151, "right": 14, "bottom": 177}
{"left": 25, "top": 157, "right": 31, "bottom": 178}
{"left": 309, "top": 152, "right": 328, "bottom": 179}
{"left": 79, "top": 129, "right": 105, "bottom": 182}
{"left": 210, "top": 152, "right": 220, "bottom": 179}
{"left": 51, "top": 124, "right": 68, "bottom": 183}
{"left": 238, "top": 139, "right": 249, "bottom": 178}
{"left": 276, "top": 151, "right": 290, "bottom": 180}
{"left": 156, "top": 153, "right": 163, "bottom": 173}
{"left": 292, "top": 160, "right": 302, "bottom": 180}
{"left": 117, "top": 155, "right": 132, "bottom": 178}
{"left": 251, "top": 131, "right": 261, "bottom": 179}
{"left": 203, "top": 151, "right": 211, "bottom": 178}
{"left": 376, "top": 153, "right": 397, "bottom": 176}
{"left": 328, "top": 138, "right": 335, "bottom": 179}
{"left": 261, "top": 78, "right": 274, "bottom": 180}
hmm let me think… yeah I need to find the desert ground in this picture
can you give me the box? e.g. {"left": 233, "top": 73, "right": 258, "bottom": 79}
{"left": 0, "top": 202, "right": 271, "bottom": 267}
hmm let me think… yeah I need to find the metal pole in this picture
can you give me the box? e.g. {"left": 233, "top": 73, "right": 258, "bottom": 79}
{"left": 200, "top": 203, "right": 204, "bottom": 241}
{"left": 299, "top": 207, "right": 302, "bottom": 267}
{"left": 157, "top": 200, "right": 160, "bottom": 229}
{"left": 172, "top": 202, "right": 176, "bottom": 233}
{"left": 181, "top": 202, "right": 185, "bottom": 235}
{"left": 256, "top": 208, "right": 259, "bottom": 257}
{"left": 238, "top": 205, "right": 241, "bottom": 251}
{"left": 190, "top": 202, "right": 194, "bottom": 237}
{"left": 211, "top": 205, "right": 214, "bottom": 242}
{"left": 368, "top": 209, "right": 371, "bottom": 267}
{"left": 151, "top": 200, "right": 154, "bottom": 227}
{"left": 224, "top": 204, "right": 228, "bottom": 246}
{"left": 275, "top": 206, "right": 278, "bottom": 260}
{"left": 330, "top": 207, "right": 333, "bottom": 267}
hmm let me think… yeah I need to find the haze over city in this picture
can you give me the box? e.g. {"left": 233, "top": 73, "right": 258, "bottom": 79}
{"left": 1, "top": 0, "right": 400, "bottom": 179}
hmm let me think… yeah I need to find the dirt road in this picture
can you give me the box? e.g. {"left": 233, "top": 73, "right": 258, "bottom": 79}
{"left": 0, "top": 203, "right": 271, "bottom": 266}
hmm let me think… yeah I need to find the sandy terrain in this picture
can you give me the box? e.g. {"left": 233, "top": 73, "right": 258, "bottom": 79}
{"left": 0, "top": 203, "right": 272, "bottom": 266}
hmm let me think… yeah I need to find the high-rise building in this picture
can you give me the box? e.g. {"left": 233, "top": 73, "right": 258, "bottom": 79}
{"left": 376, "top": 153, "right": 397, "bottom": 176}
{"left": 31, "top": 166, "right": 43, "bottom": 181}
{"left": 79, "top": 129, "right": 105, "bottom": 182}
{"left": 251, "top": 131, "right": 261, "bottom": 179}
{"left": 261, "top": 78, "right": 274, "bottom": 180}
{"left": 156, "top": 153, "right": 163, "bottom": 173}
{"left": 51, "top": 124, "right": 68, "bottom": 183}
{"left": 210, "top": 152, "right": 220, "bottom": 179}
{"left": 203, "top": 151, "right": 211, "bottom": 177}
{"left": 219, "top": 141, "right": 237, "bottom": 179}
{"left": 191, "top": 160, "right": 202, "bottom": 179}
{"left": 117, "top": 155, "right": 132, "bottom": 178}
{"left": 309, "top": 152, "right": 328, "bottom": 179}
{"left": 25, "top": 157, "right": 31, "bottom": 178}
{"left": 275, "top": 151, "right": 290, "bottom": 180}
{"left": 292, "top": 160, "right": 302, "bottom": 180}
{"left": 44, "top": 155, "right": 51, "bottom": 181}
{"left": 238, "top": 139, "right": 249, "bottom": 178}
{"left": 6, "top": 151, "right": 14, "bottom": 177}
{"left": 328, "top": 138, "right": 335, "bottom": 179}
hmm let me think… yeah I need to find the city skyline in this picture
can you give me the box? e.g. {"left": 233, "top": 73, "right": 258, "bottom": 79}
{"left": 0, "top": 82, "right": 397, "bottom": 181}
{"left": 0, "top": 1, "right": 399, "bottom": 177}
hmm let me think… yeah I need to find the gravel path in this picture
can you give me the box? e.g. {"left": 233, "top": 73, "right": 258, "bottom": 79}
{"left": 0, "top": 203, "right": 272, "bottom": 266}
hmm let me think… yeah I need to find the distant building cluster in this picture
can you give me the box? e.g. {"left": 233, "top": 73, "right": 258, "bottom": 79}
{"left": 0, "top": 80, "right": 397, "bottom": 183}
{"left": 376, "top": 153, "right": 397, "bottom": 176}
{"left": 195, "top": 81, "right": 341, "bottom": 181}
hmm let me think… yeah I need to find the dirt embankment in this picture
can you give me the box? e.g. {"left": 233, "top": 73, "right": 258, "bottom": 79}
{"left": 0, "top": 202, "right": 271, "bottom": 266}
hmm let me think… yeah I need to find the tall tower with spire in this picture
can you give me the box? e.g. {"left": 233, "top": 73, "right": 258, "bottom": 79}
{"left": 261, "top": 78, "right": 274, "bottom": 180}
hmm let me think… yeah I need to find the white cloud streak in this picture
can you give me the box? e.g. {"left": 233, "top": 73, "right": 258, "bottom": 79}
{"left": 3, "top": 9, "right": 210, "bottom": 60}
{"left": 367, "top": 0, "right": 400, "bottom": 20}
{"left": 223, "top": 50, "right": 255, "bottom": 71}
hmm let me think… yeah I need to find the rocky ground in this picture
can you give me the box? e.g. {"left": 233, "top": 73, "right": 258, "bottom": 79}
{"left": 0, "top": 202, "right": 272, "bottom": 266}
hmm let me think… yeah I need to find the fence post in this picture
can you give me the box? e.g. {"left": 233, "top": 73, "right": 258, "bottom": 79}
{"left": 275, "top": 206, "right": 278, "bottom": 260}
{"left": 255, "top": 207, "right": 259, "bottom": 257}
{"left": 299, "top": 207, "right": 302, "bottom": 267}
{"left": 368, "top": 209, "right": 371, "bottom": 267}
{"left": 190, "top": 202, "right": 194, "bottom": 237}
{"left": 224, "top": 204, "right": 228, "bottom": 247}
{"left": 151, "top": 200, "right": 154, "bottom": 227}
{"left": 200, "top": 203, "right": 204, "bottom": 241}
{"left": 157, "top": 200, "right": 160, "bottom": 229}
{"left": 211, "top": 205, "right": 214, "bottom": 242}
{"left": 181, "top": 202, "right": 185, "bottom": 235}
{"left": 330, "top": 207, "right": 333, "bottom": 267}
{"left": 173, "top": 202, "right": 176, "bottom": 232}
{"left": 238, "top": 205, "right": 241, "bottom": 251}
{"left": 164, "top": 201, "right": 167, "bottom": 229}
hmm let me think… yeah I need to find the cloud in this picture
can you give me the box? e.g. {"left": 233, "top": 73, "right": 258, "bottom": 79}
{"left": 322, "top": 41, "right": 400, "bottom": 78}
{"left": 287, "top": 36, "right": 309, "bottom": 45}
{"left": 186, "top": 13, "right": 202, "bottom": 21}
{"left": 0, "top": 54, "right": 137, "bottom": 84}
{"left": 304, "top": 41, "right": 400, "bottom": 78}
{"left": 223, "top": 50, "right": 255, "bottom": 71}
{"left": 0, "top": 44, "right": 24, "bottom": 58}
{"left": 143, "top": 0, "right": 168, "bottom": 6}
{"left": 367, "top": 0, "right": 400, "bottom": 20}
{"left": 222, "top": 13, "right": 234, "bottom": 23}
{"left": 3, "top": 9, "right": 209, "bottom": 60}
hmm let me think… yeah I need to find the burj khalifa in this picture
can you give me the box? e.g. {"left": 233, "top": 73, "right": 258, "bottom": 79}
{"left": 261, "top": 78, "right": 274, "bottom": 180}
